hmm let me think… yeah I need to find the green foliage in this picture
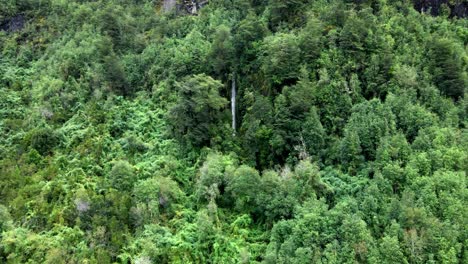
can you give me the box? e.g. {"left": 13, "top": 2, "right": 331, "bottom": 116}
{"left": 429, "top": 38, "right": 467, "bottom": 100}
{"left": 0, "top": 204, "right": 13, "bottom": 234}
{"left": 108, "top": 160, "right": 136, "bottom": 192}
{"left": 169, "top": 74, "right": 228, "bottom": 148}
{"left": 260, "top": 32, "right": 301, "bottom": 88}
{"left": 0, "top": 0, "right": 17, "bottom": 20}
{"left": 23, "top": 126, "right": 60, "bottom": 156}
{"left": 209, "top": 25, "right": 235, "bottom": 77}
{"left": 132, "top": 176, "right": 183, "bottom": 226}
{"left": 268, "top": 0, "right": 309, "bottom": 29}
{"left": 302, "top": 107, "right": 326, "bottom": 158}
{"left": 344, "top": 99, "right": 396, "bottom": 161}
{"left": 103, "top": 53, "right": 130, "bottom": 95}
{"left": 0, "top": 0, "right": 467, "bottom": 263}
{"left": 196, "top": 152, "right": 236, "bottom": 202}
{"left": 226, "top": 165, "right": 261, "bottom": 211}
{"left": 377, "top": 235, "right": 409, "bottom": 264}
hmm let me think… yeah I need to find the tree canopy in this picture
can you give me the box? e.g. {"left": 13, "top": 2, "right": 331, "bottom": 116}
{"left": 0, "top": 0, "right": 466, "bottom": 263}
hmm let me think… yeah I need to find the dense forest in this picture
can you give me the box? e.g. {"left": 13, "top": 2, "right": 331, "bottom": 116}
{"left": 0, "top": 0, "right": 467, "bottom": 263}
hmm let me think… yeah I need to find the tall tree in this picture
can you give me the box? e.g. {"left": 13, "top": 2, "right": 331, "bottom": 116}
{"left": 429, "top": 38, "right": 467, "bottom": 101}
{"left": 168, "top": 74, "right": 228, "bottom": 148}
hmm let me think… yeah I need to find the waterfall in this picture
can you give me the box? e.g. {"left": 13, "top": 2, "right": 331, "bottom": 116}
{"left": 231, "top": 72, "right": 236, "bottom": 135}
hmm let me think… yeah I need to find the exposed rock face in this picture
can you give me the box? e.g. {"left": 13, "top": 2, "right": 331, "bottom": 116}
{"left": 163, "top": 0, "right": 177, "bottom": 12}
{"left": 0, "top": 15, "right": 25, "bottom": 32}
{"left": 174, "top": 0, "right": 209, "bottom": 15}
{"left": 413, "top": 0, "right": 467, "bottom": 18}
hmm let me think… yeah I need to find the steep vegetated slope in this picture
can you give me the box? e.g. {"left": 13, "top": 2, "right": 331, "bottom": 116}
{"left": 0, "top": 0, "right": 467, "bottom": 263}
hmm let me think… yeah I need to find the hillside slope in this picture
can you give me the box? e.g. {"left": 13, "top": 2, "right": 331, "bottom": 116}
{"left": 0, "top": 0, "right": 467, "bottom": 263}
